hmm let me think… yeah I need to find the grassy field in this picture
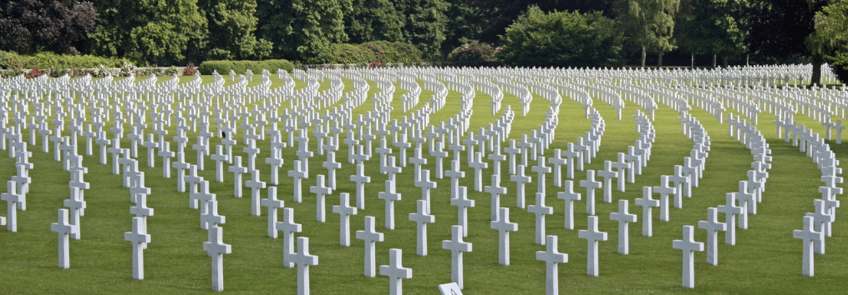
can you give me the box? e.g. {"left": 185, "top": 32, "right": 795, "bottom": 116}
{"left": 0, "top": 71, "right": 846, "bottom": 294}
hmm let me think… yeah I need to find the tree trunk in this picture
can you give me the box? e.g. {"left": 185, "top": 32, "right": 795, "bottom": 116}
{"left": 811, "top": 55, "right": 823, "bottom": 86}
{"left": 712, "top": 55, "right": 717, "bottom": 68}
{"left": 746, "top": 54, "right": 749, "bottom": 66}
{"left": 722, "top": 56, "right": 728, "bottom": 67}
{"left": 691, "top": 53, "right": 694, "bottom": 69}
{"left": 658, "top": 52, "right": 663, "bottom": 67}
{"left": 641, "top": 46, "right": 646, "bottom": 68}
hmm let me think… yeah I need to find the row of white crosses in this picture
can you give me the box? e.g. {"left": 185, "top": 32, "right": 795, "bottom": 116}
{"left": 772, "top": 113, "right": 842, "bottom": 277}
{"left": 6, "top": 64, "right": 610, "bottom": 294}
{"left": 1, "top": 64, "right": 840, "bottom": 293}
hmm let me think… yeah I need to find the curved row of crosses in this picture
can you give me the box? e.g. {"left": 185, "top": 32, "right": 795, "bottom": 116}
{"left": 0, "top": 64, "right": 842, "bottom": 294}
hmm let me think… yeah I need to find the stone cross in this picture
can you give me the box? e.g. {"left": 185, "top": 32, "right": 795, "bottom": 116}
{"left": 469, "top": 152, "right": 488, "bottom": 192}
{"left": 380, "top": 248, "right": 413, "bottom": 295}
{"left": 698, "top": 207, "right": 726, "bottom": 265}
{"left": 201, "top": 198, "right": 225, "bottom": 232}
{"left": 210, "top": 145, "right": 228, "bottom": 183}
{"left": 203, "top": 225, "right": 232, "bottom": 292}
{"left": 356, "top": 216, "right": 384, "bottom": 277}
{"left": 158, "top": 142, "right": 174, "bottom": 178}
{"left": 672, "top": 225, "right": 704, "bottom": 289}
{"left": 580, "top": 170, "right": 602, "bottom": 215}
{"left": 130, "top": 191, "right": 154, "bottom": 230}
{"left": 793, "top": 216, "right": 823, "bottom": 277}
{"left": 350, "top": 162, "right": 370, "bottom": 209}
{"left": 548, "top": 150, "right": 567, "bottom": 187}
{"left": 612, "top": 153, "right": 632, "bottom": 190}
{"left": 736, "top": 181, "right": 755, "bottom": 229}
{"left": 415, "top": 170, "right": 437, "bottom": 214}
{"left": 484, "top": 174, "right": 507, "bottom": 221}
{"left": 597, "top": 161, "right": 617, "bottom": 203}
{"left": 557, "top": 180, "right": 581, "bottom": 230}
{"left": 124, "top": 216, "right": 151, "bottom": 280}
{"left": 245, "top": 170, "right": 268, "bottom": 216}
{"left": 531, "top": 156, "right": 551, "bottom": 194}
{"left": 528, "top": 192, "right": 553, "bottom": 245}
{"left": 610, "top": 199, "right": 637, "bottom": 254}
{"left": 288, "top": 160, "right": 307, "bottom": 203}
{"left": 292, "top": 237, "right": 319, "bottom": 295}
{"left": 716, "top": 193, "right": 743, "bottom": 245}
{"left": 536, "top": 235, "right": 568, "bottom": 295}
{"left": 510, "top": 165, "right": 532, "bottom": 209}
{"left": 332, "top": 193, "right": 357, "bottom": 246}
{"left": 578, "top": 216, "right": 608, "bottom": 277}
{"left": 635, "top": 186, "right": 660, "bottom": 237}
{"left": 64, "top": 186, "right": 86, "bottom": 239}
{"left": 228, "top": 156, "right": 248, "bottom": 198}
{"left": 409, "top": 147, "right": 428, "bottom": 182}
{"left": 450, "top": 186, "right": 474, "bottom": 237}
{"left": 1, "top": 181, "right": 21, "bottom": 232}
{"left": 323, "top": 151, "right": 342, "bottom": 190}
{"left": 142, "top": 134, "right": 159, "bottom": 168}
{"left": 562, "top": 143, "right": 581, "bottom": 179}
{"left": 445, "top": 160, "right": 466, "bottom": 200}
{"left": 310, "top": 174, "right": 332, "bottom": 222}
{"left": 409, "top": 199, "right": 435, "bottom": 256}
{"left": 654, "top": 176, "right": 676, "bottom": 222}
{"left": 491, "top": 207, "right": 518, "bottom": 265}
{"left": 51, "top": 208, "right": 78, "bottom": 269}
{"left": 806, "top": 199, "right": 834, "bottom": 254}
{"left": 442, "top": 225, "right": 472, "bottom": 290}
{"left": 276, "top": 208, "right": 302, "bottom": 268}
{"left": 261, "top": 186, "right": 285, "bottom": 238}
{"left": 378, "top": 180, "right": 402, "bottom": 230}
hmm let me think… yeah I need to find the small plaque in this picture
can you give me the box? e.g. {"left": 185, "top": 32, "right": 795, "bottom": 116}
{"left": 438, "top": 282, "right": 463, "bottom": 295}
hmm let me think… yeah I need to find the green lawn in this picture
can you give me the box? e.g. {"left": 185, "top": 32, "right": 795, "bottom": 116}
{"left": 0, "top": 71, "right": 845, "bottom": 294}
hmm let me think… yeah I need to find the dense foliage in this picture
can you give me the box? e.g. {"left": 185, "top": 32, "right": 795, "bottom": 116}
{"left": 199, "top": 0, "right": 272, "bottom": 61}
{"left": 447, "top": 41, "right": 497, "bottom": 63}
{"left": 330, "top": 41, "right": 423, "bottom": 64}
{"left": 500, "top": 7, "right": 623, "bottom": 67}
{"left": 87, "top": 0, "right": 207, "bottom": 65}
{"left": 815, "top": 0, "right": 848, "bottom": 83}
{"left": 0, "top": 0, "right": 847, "bottom": 83}
{"left": 676, "top": 0, "right": 746, "bottom": 65}
{"left": 0, "top": 0, "right": 97, "bottom": 55}
{"left": 618, "top": 0, "right": 680, "bottom": 67}
{"left": 0, "top": 50, "right": 129, "bottom": 69}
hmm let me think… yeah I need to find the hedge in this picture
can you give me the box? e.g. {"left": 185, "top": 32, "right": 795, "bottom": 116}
{"left": 0, "top": 51, "right": 130, "bottom": 69}
{"left": 330, "top": 41, "right": 423, "bottom": 64}
{"left": 198, "top": 59, "right": 294, "bottom": 75}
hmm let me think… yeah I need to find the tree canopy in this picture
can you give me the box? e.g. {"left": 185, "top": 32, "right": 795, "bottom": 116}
{"left": 0, "top": 0, "right": 97, "bottom": 55}
{"left": 499, "top": 7, "right": 624, "bottom": 67}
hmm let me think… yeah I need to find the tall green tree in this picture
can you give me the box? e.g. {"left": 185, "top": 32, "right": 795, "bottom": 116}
{"left": 344, "top": 0, "right": 405, "bottom": 44}
{"left": 199, "top": 0, "right": 273, "bottom": 60}
{"left": 812, "top": 0, "right": 848, "bottom": 83}
{"left": 745, "top": 0, "right": 828, "bottom": 85}
{"left": 676, "top": 0, "right": 746, "bottom": 68}
{"left": 88, "top": 0, "right": 207, "bottom": 64}
{"left": 467, "top": 0, "right": 617, "bottom": 44}
{"left": 499, "top": 6, "right": 624, "bottom": 67}
{"left": 618, "top": 0, "right": 679, "bottom": 67}
{"left": 256, "top": 0, "right": 350, "bottom": 63}
{"left": 0, "top": 0, "right": 97, "bottom": 55}
{"left": 441, "top": 0, "right": 488, "bottom": 57}
{"left": 395, "top": 0, "right": 449, "bottom": 59}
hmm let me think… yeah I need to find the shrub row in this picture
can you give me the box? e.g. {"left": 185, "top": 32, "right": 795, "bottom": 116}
{"left": 198, "top": 59, "right": 294, "bottom": 75}
{"left": 0, "top": 51, "right": 131, "bottom": 69}
{"left": 330, "top": 41, "right": 423, "bottom": 64}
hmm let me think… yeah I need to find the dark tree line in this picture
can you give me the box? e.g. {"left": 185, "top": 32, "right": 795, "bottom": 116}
{"left": 0, "top": 0, "right": 846, "bottom": 84}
